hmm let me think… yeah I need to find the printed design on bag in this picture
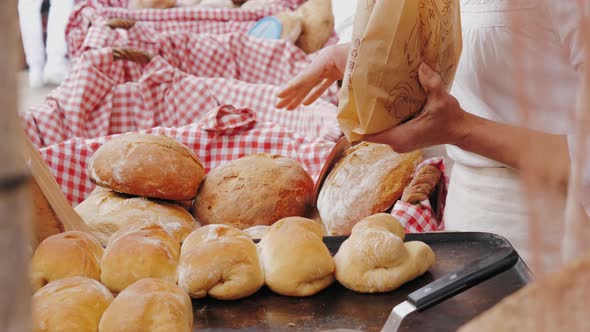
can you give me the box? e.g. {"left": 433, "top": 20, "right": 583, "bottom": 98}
{"left": 346, "top": 37, "right": 361, "bottom": 94}
{"left": 384, "top": 0, "right": 457, "bottom": 119}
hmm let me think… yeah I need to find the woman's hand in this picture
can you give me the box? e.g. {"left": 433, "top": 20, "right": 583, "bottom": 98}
{"left": 363, "top": 63, "right": 470, "bottom": 152}
{"left": 275, "top": 43, "right": 350, "bottom": 110}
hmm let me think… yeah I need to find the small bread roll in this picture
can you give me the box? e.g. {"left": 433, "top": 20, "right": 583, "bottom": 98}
{"left": 89, "top": 134, "right": 205, "bottom": 201}
{"left": 128, "top": 0, "right": 176, "bottom": 9}
{"left": 274, "top": 11, "right": 303, "bottom": 43}
{"left": 333, "top": 214, "right": 435, "bottom": 293}
{"left": 193, "top": 154, "right": 314, "bottom": 229}
{"left": 75, "top": 191, "right": 198, "bottom": 245}
{"left": 100, "top": 223, "right": 180, "bottom": 293}
{"left": 30, "top": 231, "right": 103, "bottom": 292}
{"left": 294, "top": 0, "right": 334, "bottom": 53}
{"left": 318, "top": 142, "right": 422, "bottom": 235}
{"left": 243, "top": 225, "right": 270, "bottom": 240}
{"left": 178, "top": 225, "right": 264, "bottom": 300}
{"left": 259, "top": 217, "right": 334, "bottom": 297}
{"left": 33, "top": 277, "right": 114, "bottom": 332}
{"left": 98, "top": 278, "right": 192, "bottom": 332}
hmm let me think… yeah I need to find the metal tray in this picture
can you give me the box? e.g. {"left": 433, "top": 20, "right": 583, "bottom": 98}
{"left": 192, "top": 232, "right": 533, "bottom": 332}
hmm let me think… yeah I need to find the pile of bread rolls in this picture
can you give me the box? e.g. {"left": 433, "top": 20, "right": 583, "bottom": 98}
{"left": 29, "top": 133, "right": 440, "bottom": 330}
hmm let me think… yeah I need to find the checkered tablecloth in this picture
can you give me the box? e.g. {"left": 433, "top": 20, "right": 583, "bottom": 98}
{"left": 392, "top": 157, "right": 447, "bottom": 232}
{"left": 40, "top": 104, "right": 337, "bottom": 205}
{"left": 66, "top": 0, "right": 306, "bottom": 58}
{"left": 79, "top": 25, "right": 339, "bottom": 103}
{"left": 22, "top": 48, "right": 341, "bottom": 149}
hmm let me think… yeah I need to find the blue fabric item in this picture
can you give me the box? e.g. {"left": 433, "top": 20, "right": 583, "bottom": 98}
{"left": 247, "top": 16, "right": 282, "bottom": 40}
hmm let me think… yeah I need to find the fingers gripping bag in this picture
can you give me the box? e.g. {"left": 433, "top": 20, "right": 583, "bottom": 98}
{"left": 338, "top": 0, "right": 462, "bottom": 142}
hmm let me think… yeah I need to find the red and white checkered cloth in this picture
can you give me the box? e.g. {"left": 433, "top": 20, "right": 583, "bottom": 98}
{"left": 22, "top": 49, "right": 341, "bottom": 149}
{"left": 79, "top": 25, "right": 338, "bottom": 103}
{"left": 39, "top": 104, "right": 337, "bottom": 205}
{"left": 392, "top": 157, "right": 448, "bottom": 232}
{"left": 66, "top": 0, "right": 307, "bottom": 58}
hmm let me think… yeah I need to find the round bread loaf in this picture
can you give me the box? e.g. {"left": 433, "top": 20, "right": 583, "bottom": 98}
{"left": 258, "top": 217, "right": 334, "bottom": 297}
{"left": 88, "top": 134, "right": 205, "bottom": 201}
{"left": 30, "top": 231, "right": 104, "bottom": 292}
{"left": 98, "top": 278, "right": 193, "bottom": 332}
{"left": 33, "top": 277, "right": 114, "bottom": 332}
{"left": 100, "top": 223, "right": 180, "bottom": 293}
{"left": 178, "top": 224, "right": 264, "bottom": 300}
{"left": 128, "top": 0, "right": 176, "bottom": 9}
{"left": 333, "top": 214, "right": 435, "bottom": 293}
{"left": 75, "top": 190, "right": 199, "bottom": 245}
{"left": 193, "top": 154, "right": 314, "bottom": 229}
{"left": 317, "top": 142, "right": 422, "bottom": 236}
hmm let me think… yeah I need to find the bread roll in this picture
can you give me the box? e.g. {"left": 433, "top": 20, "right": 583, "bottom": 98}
{"left": 275, "top": 11, "right": 303, "bottom": 44}
{"left": 90, "top": 186, "right": 193, "bottom": 211}
{"left": 33, "top": 277, "right": 114, "bottom": 332}
{"left": 402, "top": 164, "right": 442, "bottom": 204}
{"left": 458, "top": 252, "right": 590, "bottom": 332}
{"left": 100, "top": 223, "right": 180, "bottom": 293}
{"left": 128, "top": 0, "right": 176, "bottom": 9}
{"left": 317, "top": 142, "right": 422, "bottom": 235}
{"left": 193, "top": 154, "right": 314, "bottom": 229}
{"left": 30, "top": 231, "right": 103, "bottom": 292}
{"left": 333, "top": 214, "right": 435, "bottom": 293}
{"left": 178, "top": 225, "right": 264, "bottom": 300}
{"left": 89, "top": 134, "right": 205, "bottom": 201}
{"left": 294, "top": 0, "right": 334, "bottom": 53}
{"left": 243, "top": 225, "right": 269, "bottom": 240}
{"left": 75, "top": 190, "right": 198, "bottom": 245}
{"left": 98, "top": 278, "right": 192, "bottom": 332}
{"left": 259, "top": 217, "right": 334, "bottom": 296}
{"left": 239, "top": 0, "right": 280, "bottom": 9}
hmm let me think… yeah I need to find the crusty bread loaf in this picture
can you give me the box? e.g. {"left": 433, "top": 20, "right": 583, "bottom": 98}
{"left": 402, "top": 164, "right": 442, "bottom": 204}
{"left": 98, "top": 278, "right": 193, "bottom": 332}
{"left": 317, "top": 142, "right": 422, "bottom": 235}
{"left": 30, "top": 231, "right": 103, "bottom": 292}
{"left": 33, "top": 277, "right": 114, "bottom": 332}
{"left": 294, "top": 0, "right": 334, "bottom": 53}
{"left": 334, "top": 214, "right": 435, "bottom": 293}
{"left": 178, "top": 225, "right": 264, "bottom": 300}
{"left": 259, "top": 217, "right": 334, "bottom": 296}
{"left": 88, "top": 134, "right": 205, "bottom": 201}
{"left": 128, "top": 0, "right": 176, "bottom": 9}
{"left": 75, "top": 190, "right": 198, "bottom": 245}
{"left": 193, "top": 154, "right": 314, "bottom": 229}
{"left": 459, "top": 252, "right": 590, "bottom": 332}
{"left": 100, "top": 223, "right": 180, "bottom": 293}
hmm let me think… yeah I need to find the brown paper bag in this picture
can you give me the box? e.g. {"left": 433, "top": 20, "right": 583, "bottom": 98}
{"left": 338, "top": 0, "right": 462, "bottom": 142}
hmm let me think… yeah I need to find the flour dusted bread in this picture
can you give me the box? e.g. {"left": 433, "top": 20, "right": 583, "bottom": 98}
{"left": 75, "top": 190, "right": 198, "bottom": 245}
{"left": 89, "top": 134, "right": 205, "bottom": 201}
{"left": 243, "top": 225, "right": 270, "bottom": 240}
{"left": 30, "top": 231, "right": 103, "bottom": 292}
{"left": 317, "top": 142, "right": 422, "bottom": 235}
{"left": 33, "top": 277, "right": 114, "bottom": 332}
{"left": 178, "top": 225, "right": 264, "bottom": 300}
{"left": 193, "top": 154, "right": 314, "bottom": 229}
{"left": 334, "top": 214, "right": 435, "bottom": 293}
{"left": 459, "top": 252, "right": 590, "bottom": 332}
{"left": 259, "top": 217, "right": 334, "bottom": 296}
{"left": 128, "top": 0, "right": 176, "bottom": 9}
{"left": 98, "top": 278, "right": 193, "bottom": 332}
{"left": 100, "top": 223, "right": 180, "bottom": 293}
{"left": 294, "top": 0, "right": 334, "bottom": 53}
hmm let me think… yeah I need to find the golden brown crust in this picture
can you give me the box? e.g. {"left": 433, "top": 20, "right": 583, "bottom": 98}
{"left": 259, "top": 217, "right": 335, "bottom": 297}
{"left": 75, "top": 191, "right": 199, "bottom": 245}
{"left": 88, "top": 133, "right": 205, "bottom": 201}
{"left": 33, "top": 277, "right": 114, "bottom": 332}
{"left": 192, "top": 154, "right": 314, "bottom": 229}
{"left": 100, "top": 223, "right": 180, "bottom": 293}
{"left": 402, "top": 164, "right": 442, "bottom": 203}
{"left": 317, "top": 142, "right": 422, "bottom": 235}
{"left": 30, "top": 231, "right": 103, "bottom": 292}
{"left": 98, "top": 278, "right": 193, "bottom": 332}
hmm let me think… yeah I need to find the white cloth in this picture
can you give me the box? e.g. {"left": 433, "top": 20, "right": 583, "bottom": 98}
{"left": 331, "top": 0, "right": 357, "bottom": 44}
{"left": 18, "top": 0, "right": 74, "bottom": 70}
{"left": 444, "top": 0, "right": 589, "bottom": 267}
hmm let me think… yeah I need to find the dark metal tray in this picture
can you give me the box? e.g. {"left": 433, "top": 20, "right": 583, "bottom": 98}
{"left": 192, "top": 232, "right": 533, "bottom": 332}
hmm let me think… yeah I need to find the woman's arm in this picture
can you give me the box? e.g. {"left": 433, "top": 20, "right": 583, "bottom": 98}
{"left": 363, "top": 63, "right": 571, "bottom": 191}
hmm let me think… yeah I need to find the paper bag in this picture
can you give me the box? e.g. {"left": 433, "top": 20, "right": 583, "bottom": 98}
{"left": 338, "top": 0, "right": 462, "bottom": 142}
